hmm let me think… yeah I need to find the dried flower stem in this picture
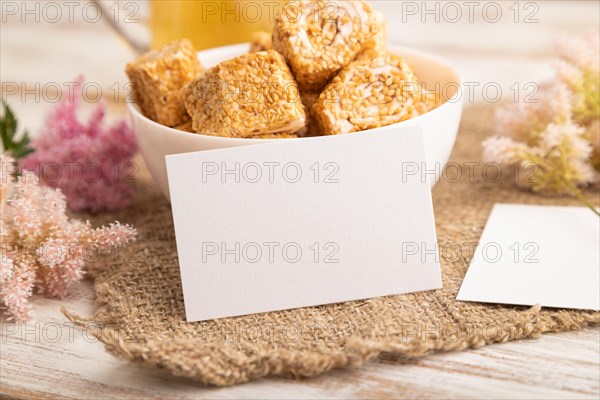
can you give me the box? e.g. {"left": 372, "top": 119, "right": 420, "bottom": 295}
{"left": 563, "top": 177, "right": 600, "bottom": 216}
{"left": 555, "top": 145, "right": 600, "bottom": 217}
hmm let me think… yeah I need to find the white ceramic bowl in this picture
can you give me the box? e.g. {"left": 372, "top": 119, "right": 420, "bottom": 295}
{"left": 128, "top": 44, "right": 463, "bottom": 199}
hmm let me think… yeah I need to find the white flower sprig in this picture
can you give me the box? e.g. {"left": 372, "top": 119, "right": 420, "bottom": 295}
{"left": 483, "top": 31, "right": 599, "bottom": 215}
{"left": 0, "top": 153, "right": 137, "bottom": 321}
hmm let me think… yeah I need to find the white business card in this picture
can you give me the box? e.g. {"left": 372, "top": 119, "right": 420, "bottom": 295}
{"left": 166, "top": 127, "right": 442, "bottom": 322}
{"left": 457, "top": 204, "right": 599, "bottom": 311}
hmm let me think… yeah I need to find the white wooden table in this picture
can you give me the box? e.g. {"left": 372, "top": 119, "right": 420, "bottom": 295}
{"left": 1, "top": 1, "right": 599, "bottom": 398}
{"left": 1, "top": 279, "right": 599, "bottom": 399}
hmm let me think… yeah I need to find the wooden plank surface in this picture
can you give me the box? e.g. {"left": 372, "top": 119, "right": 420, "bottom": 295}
{"left": 1, "top": 279, "right": 599, "bottom": 399}
{"left": 1, "top": 1, "right": 599, "bottom": 398}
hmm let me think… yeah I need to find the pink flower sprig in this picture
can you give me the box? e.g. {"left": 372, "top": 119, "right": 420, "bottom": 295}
{"left": 1, "top": 153, "right": 137, "bottom": 322}
{"left": 20, "top": 78, "right": 138, "bottom": 213}
{"left": 483, "top": 31, "right": 599, "bottom": 212}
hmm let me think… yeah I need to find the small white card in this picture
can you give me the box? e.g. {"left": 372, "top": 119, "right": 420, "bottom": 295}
{"left": 457, "top": 204, "right": 599, "bottom": 311}
{"left": 166, "top": 127, "right": 442, "bottom": 322}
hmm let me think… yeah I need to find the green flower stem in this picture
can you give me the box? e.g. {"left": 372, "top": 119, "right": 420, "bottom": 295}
{"left": 556, "top": 145, "right": 600, "bottom": 217}
{"left": 562, "top": 175, "right": 600, "bottom": 217}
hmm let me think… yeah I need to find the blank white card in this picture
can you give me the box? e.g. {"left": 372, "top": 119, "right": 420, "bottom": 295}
{"left": 166, "top": 127, "right": 442, "bottom": 321}
{"left": 458, "top": 204, "right": 599, "bottom": 311}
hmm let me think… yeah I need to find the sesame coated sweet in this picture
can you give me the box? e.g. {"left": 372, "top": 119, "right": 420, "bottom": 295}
{"left": 174, "top": 119, "right": 194, "bottom": 133}
{"left": 255, "top": 132, "right": 299, "bottom": 139}
{"left": 184, "top": 50, "right": 306, "bottom": 138}
{"left": 273, "top": 0, "right": 377, "bottom": 92}
{"left": 358, "top": 11, "right": 387, "bottom": 59}
{"left": 125, "top": 39, "right": 203, "bottom": 127}
{"left": 313, "top": 53, "right": 435, "bottom": 135}
{"left": 298, "top": 91, "right": 322, "bottom": 136}
{"left": 249, "top": 31, "right": 273, "bottom": 53}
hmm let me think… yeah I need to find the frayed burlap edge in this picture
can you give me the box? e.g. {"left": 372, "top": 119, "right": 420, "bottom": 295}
{"left": 64, "top": 305, "right": 599, "bottom": 386}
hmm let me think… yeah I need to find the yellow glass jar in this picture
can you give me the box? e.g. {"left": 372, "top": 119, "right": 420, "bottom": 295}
{"left": 151, "top": 0, "right": 281, "bottom": 50}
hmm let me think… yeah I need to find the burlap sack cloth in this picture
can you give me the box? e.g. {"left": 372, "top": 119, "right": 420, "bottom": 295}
{"left": 65, "top": 104, "right": 600, "bottom": 386}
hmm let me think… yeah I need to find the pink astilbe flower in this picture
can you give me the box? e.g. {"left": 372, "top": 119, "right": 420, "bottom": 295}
{"left": 1, "top": 153, "right": 137, "bottom": 322}
{"left": 482, "top": 136, "right": 525, "bottom": 165}
{"left": 483, "top": 31, "right": 600, "bottom": 195}
{"left": 555, "top": 31, "right": 599, "bottom": 74}
{"left": 20, "top": 78, "right": 138, "bottom": 213}
{"left": 493, "top": 82, "right": 573, "bottom": 144}
{"left": 555, "top": 31, "right": 600, "bottom": 127}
